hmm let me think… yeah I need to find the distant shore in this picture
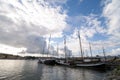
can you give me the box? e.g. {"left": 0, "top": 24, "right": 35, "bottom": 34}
{"left": 0, "top": 53, "right": 38, "bottom": 60}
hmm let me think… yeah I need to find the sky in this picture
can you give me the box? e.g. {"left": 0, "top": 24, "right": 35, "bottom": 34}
{"left": 0, "top": 0, "right": 120, "bottom": 57}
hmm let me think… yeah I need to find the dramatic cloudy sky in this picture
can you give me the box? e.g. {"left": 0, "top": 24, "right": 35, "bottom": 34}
{"left": 0, "top": 0, "right": 120, "bottom": 57}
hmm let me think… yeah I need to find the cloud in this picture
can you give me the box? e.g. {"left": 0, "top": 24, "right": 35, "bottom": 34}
{"left": 62, "top": 11, "right": 119, "bottom": 56}
{"left": 62, "top": 14, "right": 106, "bottom": 56}
{"left": 102, "top": 0, "right": 120, "bottom": 38}
{"left": 44, "top": 0, "right": 67, "bottom": 5}
{"left": 101, "top": 0, "right": 120, "bottom": 55}
{"left": 0, "top": 0, "right": 120, "bottom": 57}
{"left": 110, "top": 48, "right": 120, "bottom": 56}
{"left": 0, "top": 0, "right": 67, "bottom": 53}
{"left": 54, "top": 0, "right": 120, "bottom": 57}
{"left": 0, "top": 44, "right": 27, "bottom": 54}
{"left": 68, "top": 14, "right": 106, "bottom": 37}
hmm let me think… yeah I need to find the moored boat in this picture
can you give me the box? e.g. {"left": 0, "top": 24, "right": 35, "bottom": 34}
{"left": 75, "top": 62, "right": 106, "bottom": 68}
{"left": 56, "top": 59, "right": 70, "bottom": 66}
{"left": 38, "top": 59, "right": 45, "bottom": 63}
{"left": 44, "top": 59, "right": 56, "bottom": 65}
{"left": 38, "top": 34, "right": 57, "bottom": 65}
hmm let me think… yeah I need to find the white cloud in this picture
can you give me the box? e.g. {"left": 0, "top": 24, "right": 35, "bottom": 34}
{"left": 103, "top": 0, "right": 120, "bottom": 37}
{"left": 62, "top": 11, "right": 119, "bottom": 56}
{"left": 0, "top": 0, "right": 67, "bottom": 54}
{"left": 0, "top": 0, "right": 120, "bottom": 57}
{"left": 110, "top": 48, "right": 120, "bottom": 56}
{"left": 101, "top": 0, "right": 120, "bottom": 55}
{"left": 59, "top": 14, "right": 107, "bottom": 56}
{"left": 0, "top": 44, "right": 27, "bottom": 54}
{"left": 44, "top": 0, "right": 67, "bottom": 5}
{"left": 68, "top": 14, "right": 106, "bottom": 37}
{"left": 57, "top": 0, "right": 120, "bottom": 57}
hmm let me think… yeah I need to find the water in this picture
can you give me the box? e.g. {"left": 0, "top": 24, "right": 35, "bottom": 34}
{"left": 0, "top": 60, "right": 106, "bottom": 80}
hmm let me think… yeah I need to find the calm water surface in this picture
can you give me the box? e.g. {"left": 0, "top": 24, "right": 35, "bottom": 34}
{"left": 0, "top": 60, "right": 106, "bottom": 80}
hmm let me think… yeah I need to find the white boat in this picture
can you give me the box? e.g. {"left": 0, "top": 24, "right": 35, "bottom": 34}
{"left": 75, "top": 62, "right": 105, "bottom": 67}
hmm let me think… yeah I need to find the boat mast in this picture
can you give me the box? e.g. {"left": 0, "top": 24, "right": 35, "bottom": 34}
{"left": 102, "top": 46, "right": 106, "bottom": 62}
{"left": 78, "top": 31, "right": 84, "bottom": 60}
{"left": 85, "top": 50, "right": 89, "bottom": 57}
{"left": 89, "top": 42, "right": 93, "bottom": 60}
{"left": 47, "top": 34, "right": 51, "bottom": 57}
{"left": 42, "top": 41, "right": 45, "bottom": 57}
{"left": 56, "top": 43, "right": 59, "bottom": 58}
{"left": 64, "top": 36, "right": 67, "bottom": 62}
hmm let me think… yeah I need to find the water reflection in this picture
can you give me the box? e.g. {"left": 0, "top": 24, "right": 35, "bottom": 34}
{"left": 0, "top": 60, "right": 106, "bottom": 80}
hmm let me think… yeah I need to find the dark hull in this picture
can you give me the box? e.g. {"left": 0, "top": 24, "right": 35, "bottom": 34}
{"left": 44, "top": 59, "right": 56, "bottom": 65}
{"left": 56, "top": 62, "right": 70, "bottom": 66}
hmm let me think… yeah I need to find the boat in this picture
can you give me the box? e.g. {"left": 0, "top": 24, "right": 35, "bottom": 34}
{"left": 38, "top": 59, "right": 45, "bottom": 63}
{"left": 38, "top": 34, "right": 57, "bottom": 65}
{"left": 55, "top": 36, "right": 75, "bottom": 67}
{"left": 74, "top": 58, "right": 106, "bottom": 68}
{"left": 75, "top": 62, "right": 106, "bottom": 69}
{"left": 44, "top": 59, "right": 56, "bottom": 65}
{"left": 55, "top": 31, "right": 107, "bottom": 68}
{"left": 56, "top": 59, "right": 70, "bottom": 66}
{"left": 76, "top": 62, "right": 105, "bottom": 67}
{"left": 74, "top": 31, "right": 106, "bottom": 68}
{"left": 38, "top": 58, "right": 57, "bottom": 65}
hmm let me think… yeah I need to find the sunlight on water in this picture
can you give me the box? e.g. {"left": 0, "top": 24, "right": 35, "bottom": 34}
{"left": 0, "top": 60, "right": 106, "bottom": 80}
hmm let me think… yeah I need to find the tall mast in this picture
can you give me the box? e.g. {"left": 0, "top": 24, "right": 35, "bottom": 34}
{"left": 85, "top": 50, "right": 88, "bottom": 57}
{"left": 78, "top": 31, "right": 84, "bottom": 60}
{"left": 102, "top": 46, "right": 106, "bottom": 62}
{"left": 89, "top": 42, "right": 93, "bottom": 59}
{"left": 56, "top": 43, "right": 59, "bottom": 57}
{"left": 47, "top": 34, "right": 51, "bottom": 57}
{"left": 42, "top": 41, "right": 45, "bottom": 57}
{"left": 64, "top": 36, "right": 67, "bottom": 62}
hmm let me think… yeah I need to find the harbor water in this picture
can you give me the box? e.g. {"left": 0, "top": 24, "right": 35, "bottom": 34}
{"left": 0, "top": 60, "right": 106, "bottom": 80}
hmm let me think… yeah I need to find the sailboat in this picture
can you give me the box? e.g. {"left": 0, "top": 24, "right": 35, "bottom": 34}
{"left": 38, "top": 41, "right": 46, "bottom": 64}
{"left": 74, "top": 31, "right": 106, "bottom": 68}
{"left": 55, "top": 36, "right": 74, "bottom": 66}
{"left": 42, "top": 34, "right": 57, "bottom": 65}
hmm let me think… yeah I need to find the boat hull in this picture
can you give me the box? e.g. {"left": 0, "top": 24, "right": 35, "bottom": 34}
{"left": 75, "top": 62, "right": 106, "bottom": 69}
{"left": 44, "top": 59, "right": 56, "bottom": 65}
{"left": 38, "top": 59, "right": 45, "bottom": 64}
